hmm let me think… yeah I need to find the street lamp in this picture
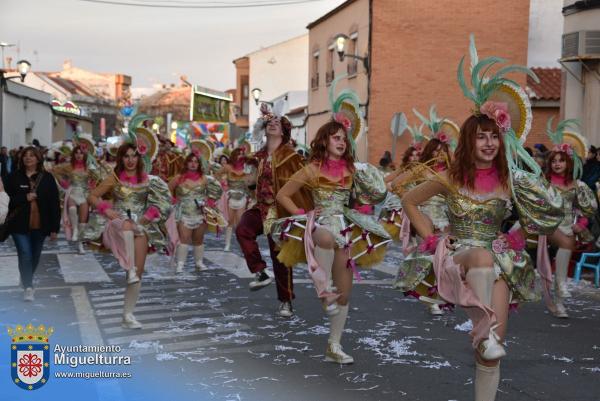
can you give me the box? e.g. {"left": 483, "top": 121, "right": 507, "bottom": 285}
{"left": 251, "top": 87, "right": 273, "bottom": 106}
{"left": 334, "top": 33, "right": 369, "bottom": 72}
{"left": 1, "top": 59, "right": 32, "bottom": 87}
{"left": 171, "top": 121, "right": 178, "bottom": 130}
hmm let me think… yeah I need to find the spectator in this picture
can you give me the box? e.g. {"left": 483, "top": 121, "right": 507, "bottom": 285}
{"left": 5, "top": 146, "right": 60, "bottom": 301}
{"left": 0, "top": 146, "right": 9, "bottom": 179}
{"left": 582, "top": 145, "right": 600, "bottom": 190}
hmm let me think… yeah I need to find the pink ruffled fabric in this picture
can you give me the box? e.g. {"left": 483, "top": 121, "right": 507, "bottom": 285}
{"left": 432, "top": 237, "right": 496, "bottom": 348}
{"left": 73, "top": 160, "right": 85, "bottom": 169}
{"left": 143, "top": 206, "right": 160, "bottom": 222}
{"left": 576, "top": 216, "right": 589, "bottom": 229}
{"left": 505, "top": 230, "right": 526, "bottom": 252}
{"left": 59, "top": 179, "right": 70, "bottom": 190}
{"left": 119, "top": 171, "right": 148, "bottom": 185}
{"left": 550, "top": 173, "right": 568, "bottom": 187}
{"left": 304, "top": 210, "right": 340, "bottom": 304}
{"left": 354, "top": 204, "right": 373, "bottom": 215}
{"left": 102, "top": 219, "right": 134, "bottom": 270}
{"left": 62, "top": 188, "right": 74, "bottom": 241}
{"left": 472, "top": 166, "right": 500, "bottom": 193}
{"left": 96, "top": 200, "right": 112, "bottom": 216}
{"left": 294, "top": 208, "right": 305, "bottom": 215}
{"left": 399, "top": 210, "right": 415, "bottom": 256}
{"left": 166, "top": 211, "right": 180, "bottom": 264}
{"left": 418, "top": 234, "right": 439, "bottom": 254}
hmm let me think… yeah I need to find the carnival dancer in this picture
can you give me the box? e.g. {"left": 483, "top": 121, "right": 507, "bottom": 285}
{"left": 169, "top": 142, "right": 226, "bottom": 272}
{"left": 401, "top": 36, "right": 563, "bottom": 401}
{"left": 272, "top": 79, "right": 391, "bottom": 364}
{"left": 543, "top": 118, "right": 597, "bottom": 318}
{"left": 216, "top": 144, "right": 254, "bottom": 252}
{"left": 392, "top": 108, "right": 459, "bottom": 316}
{"left": 235, "top": 104, "right": 313, "bottom": 318}
{"left": 51, "top": 134, "right": 102, "bottom": 254}
{"left": 83, "top": 115, "right": 171, "bottom": 329}
{"left": 152, "top": 137, "right": 183, "bottom": 182}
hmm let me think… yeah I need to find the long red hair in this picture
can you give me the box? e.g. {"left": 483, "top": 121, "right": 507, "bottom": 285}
{"left": 449, "top": 115, "right": 509, "bottom": 190}
{"left": 114, "top": 143, "right": 146, "bottom": 182}
{"left": 401, "top": 146, "right": 419, "bottom": 168}
{"left": 178, "top": 153, "right": 203, "bottom": 175}
{"left": 309, "top": 120, "right": 355, "bottom": 172}
{"left": 70, "top": 145, "right": 88, "bottom": 169}
{"left": 419, "top": 138, "right": 450, "bottom": 165}
{"left": 544, "top": 151, "right": 574, "bottom": 185}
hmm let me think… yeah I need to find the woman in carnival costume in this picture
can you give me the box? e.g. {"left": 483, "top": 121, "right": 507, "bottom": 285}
{"left": 401, "top": 36, "right": 563, "bottom": 401}
{"left": 51, "top": 134, "right": 105, "bottom": 254}
{"left": 168, "top": 139, "right": 226, "bottom": 272}
{"left": 83, "top": 115, "right": 172, "bottom": 329}
{"left": 216, "top": 141, "right": 254, "bottom": 252}
{"left": 272, "top": 78, "right": 391, "bottom": 364}
{"left": 541, "top": 119, "right": 597, "bottom": 318}
{"left": 392, "top": 107, "right": 459, "bottom": 316}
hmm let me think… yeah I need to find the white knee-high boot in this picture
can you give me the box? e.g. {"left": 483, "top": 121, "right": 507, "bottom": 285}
{"left": 77, "top": 223, "right": 86, "bottom": 254}
{"left": 555, "top": 248, "right": 572, "bottom": 298}
{"left": 68, "top": 206, "right": 79, "bottom": 241}
{"left": 224, "top": 227, "right": 233, "bottom": 251}
{"left": 314, "top": 246, "right": 338, "bottom": 315}
{"left": 176, "top": 244, "right": 188, "bottom": 273}
{"left": 194, "top": 245, "right": 206, "bottom": 271}
{"left": 466, "top": 267, "right": 505, "bottom": 361}
{"left": 325, "top": 304, "right": 353, "bottom": 364}
{"left": 122, "top": 231, "right": 139, "bottom": 284}
{"left": 475, "top": 362, "right": 500, "bottom": 401}
{"left": 122, "top": 281, "right": 142, "bottom": 329}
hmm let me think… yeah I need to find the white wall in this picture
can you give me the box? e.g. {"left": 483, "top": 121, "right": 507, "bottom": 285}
{"left": 528, "top": 0, "right": 564, "bottom": 67}
{"left": 20, "top": 73, "right": 70, "bottom": 101}
{"left": 248, "top": 34, "right": 308, "bottom": 126}
{"left": 1, "top": 81, "right": 53, "bottom": 149}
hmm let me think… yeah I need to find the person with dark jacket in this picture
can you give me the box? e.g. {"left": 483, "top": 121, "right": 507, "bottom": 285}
{"left": 5, "top": 146, "right": 60, "bottom": 301}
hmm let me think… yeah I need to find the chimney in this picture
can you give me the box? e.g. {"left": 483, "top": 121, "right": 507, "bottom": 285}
{"left": 63, "top": 59, "right": 72, "bottom": 70}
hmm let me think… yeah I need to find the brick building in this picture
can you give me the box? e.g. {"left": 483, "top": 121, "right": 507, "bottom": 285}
{"left": 526, "top": 67, "right": 562, "bottom": 147}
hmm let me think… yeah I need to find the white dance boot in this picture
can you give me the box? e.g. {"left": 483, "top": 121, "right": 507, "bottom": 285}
{"left": 194, "top": 245, "right": 206, "bottom": 271}
{"left": 555, "top": 248, "right": 572, "bottom": 298}
{"left": 314, "top": 246, "right": 339, "bottom": 316}
{"left": 122, "top": 281, "right": 142, "bottom": 329}
{"left": 467, "top": 267, "right": 506, "bottom": 361}
{"left": 325, "top": 304, "right": 353, "bottom": 364}
{"left": 474, "top": 362, "right": 500, "bottom": 401}
{"left": 122, "top": 231, "right": 139, "bottom": 284}
{"left": 176, "top": 244, "right": 188, "bottom": 273}
{"left": 224, "top": 227, "right": 232, "bottom": 252}
{"left": 77, "top": 223, "right": 86, "bottom": 254}
{"left": 68, "top": 206, "right": 79, "bottom": 241}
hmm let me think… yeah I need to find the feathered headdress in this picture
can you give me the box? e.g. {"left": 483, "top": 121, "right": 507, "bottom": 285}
{"left": 329, "top": 75, "right": 364, "bottom": 157}
{"left": 412, "top": 105, "right": 459, "bottom": 151}
{"left": 73, "top": 132, "right": 99, "bottom": 170}
{"left": 405, "top": 122, "right": 427, "bottom": 153}
{"left": 184, "top": 131, "right": 210, "bottom": 171}
{"left": 458, "top": 34, "right": 542, "bottom": 183}
{"left": 546, "top": 117, "right": 585, "bottom": 179}
{"left": 125, "top": 114, "right": 159, "bottom": 173}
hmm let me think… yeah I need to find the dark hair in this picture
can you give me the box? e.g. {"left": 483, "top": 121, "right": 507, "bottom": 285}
{"left": 218, "top": 155, "right": 229, "bottom": 164}
{"left": 544, "top": 151, "right": 574, "bottom": 185}
{"left": 419, "top": 138, "right": 450, "bottom": 165}
{"left": 449, "top": 114, "right": 509, "bottom": 190}
{"left": 17, "top": 146, "right": 44, "bottom": 172}
{"left": 401, "top": 146, "right": 420, "bottom": 168}
{"left": 309, "top": 120, "right": 355, "bottom": 172}
{"left": 264, "top": 116, "right": 292, "bottom": 145}
{"left": 230, "top": 148, "right": 245, "bottom": 164}
{"left": 70, "top": 145, "right": 88, "bottom": 168}
{"left": 379, "top": 157, "right": 391, "bottom": 168}
{"left": 524, "top": 146, "right": 533, "bottom": 157}
{"left": 179, "top": 153, "right": 203, "bottom": 175}
{"left": 114, "top": 143, "right": 145, "bottom": 182}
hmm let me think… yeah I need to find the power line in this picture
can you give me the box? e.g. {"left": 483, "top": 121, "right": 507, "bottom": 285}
{"left": 79, "top": 0, "right": 326, "bottom": 8}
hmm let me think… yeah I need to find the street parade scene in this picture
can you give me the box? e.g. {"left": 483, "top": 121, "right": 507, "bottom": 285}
{"left": 1, "top": 0, "right": 599, "bottom": 400}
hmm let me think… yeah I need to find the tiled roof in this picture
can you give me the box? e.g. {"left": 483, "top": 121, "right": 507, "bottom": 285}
{"left": 527, "top": 67, "right": 561, "bottom": 101}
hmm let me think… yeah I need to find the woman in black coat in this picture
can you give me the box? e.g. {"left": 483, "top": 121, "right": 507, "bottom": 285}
{"left": 5, "top": 146, "right": 60, "bottom": 301}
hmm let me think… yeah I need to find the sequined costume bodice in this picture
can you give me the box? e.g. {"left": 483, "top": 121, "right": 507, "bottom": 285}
{"left": 70, "top": 169, "right": 89, "bottom": 189}
{"left": 175, "top": 180, "right": 208, "bottom": 215}
{"left": 556, "top": 186, "right": 577, "bottom": 228}
{"left": 311, "top": 175, "right": 352, "bottom": 216}
{"left": 112, "top": 181, "right": 150, "bottom": 218}
{"left": 447, "top": 191, "right": 511, "bottom": 247}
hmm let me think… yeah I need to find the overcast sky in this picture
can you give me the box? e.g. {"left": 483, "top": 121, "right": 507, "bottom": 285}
{"left": 0, "top": 0, "right": 345, "bottom": 91}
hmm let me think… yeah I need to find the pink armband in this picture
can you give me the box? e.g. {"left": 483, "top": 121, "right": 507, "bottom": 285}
{"left": 576, "top": 216, "right": 589, "bottom": 229}
{"left": 206, "top": 199, "right": 217, "bottom": 208}
{"left": 418, "top": 234, "right": 439, "bottom": 254}
{"left": 506, "top": 230, "right": 526, "bottom": 252}
{"left": 354, "top": 204, "right": 373, "bottom": 215}
{"left": 96, "top": 200, "right": 112, "bottom": 216}
{"left": 143, "top": 206, "right": 161, "bottom": 222}
{"left": 59, "top": 179, "right": 70, "bottom": 189}
{"left": 293, "top": 208, "right": 305, "bottom": 215}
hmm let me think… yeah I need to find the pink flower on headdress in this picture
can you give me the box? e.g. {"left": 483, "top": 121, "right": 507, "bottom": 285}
{"left": 412, "top": 142, "right": 423, "bottom": 152}
{"left": 554, "top": 143, "right": 574, "bottom": 156}
{"left": 79, "top": 143, "right": 88, "bottom": 153}
{"left": 191, "top": 148, "right": 201, "bottom": 158}
{"left": 333, "top": 112, "right": 352, "bottom": 131}
{"left": 480, "top": 101, "right": 511, "bottom": 132}
{"left": 435, "top": 132, "right": 449, "bottom": 143}
{"left": 136, "top": 139, "right": 148, "bottom": 155}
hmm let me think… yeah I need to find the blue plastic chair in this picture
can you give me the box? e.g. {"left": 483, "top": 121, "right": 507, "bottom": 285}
{"left": 574, "top": 252, "right": 600, "bottom": 288}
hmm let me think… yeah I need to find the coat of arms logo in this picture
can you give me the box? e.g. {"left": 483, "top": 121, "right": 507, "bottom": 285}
{"left": 7, "top": 323, "right": 54, "bottom": 390}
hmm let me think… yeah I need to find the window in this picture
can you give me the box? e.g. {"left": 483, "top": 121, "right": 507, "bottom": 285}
{"left": 347, "top": 32, "right": 359, "bottom": 76}
{"left": 241, "top": 77, "right": 249, "bottom": 117}
{"left": 311, "top": 51, "right": 319, "bottom": 89}
{"left": 326, "top": 47, "right": 335, "bottom": 85}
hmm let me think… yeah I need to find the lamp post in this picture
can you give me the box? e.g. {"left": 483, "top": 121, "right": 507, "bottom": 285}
{"left": 1, "top": 59, "right": 31, "bottom": 147}
{"left": 334, "top": 34, "right": 369, "bottom": 72}
{"left": 251, "top": 87, "right": 273, "bottom": 106}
